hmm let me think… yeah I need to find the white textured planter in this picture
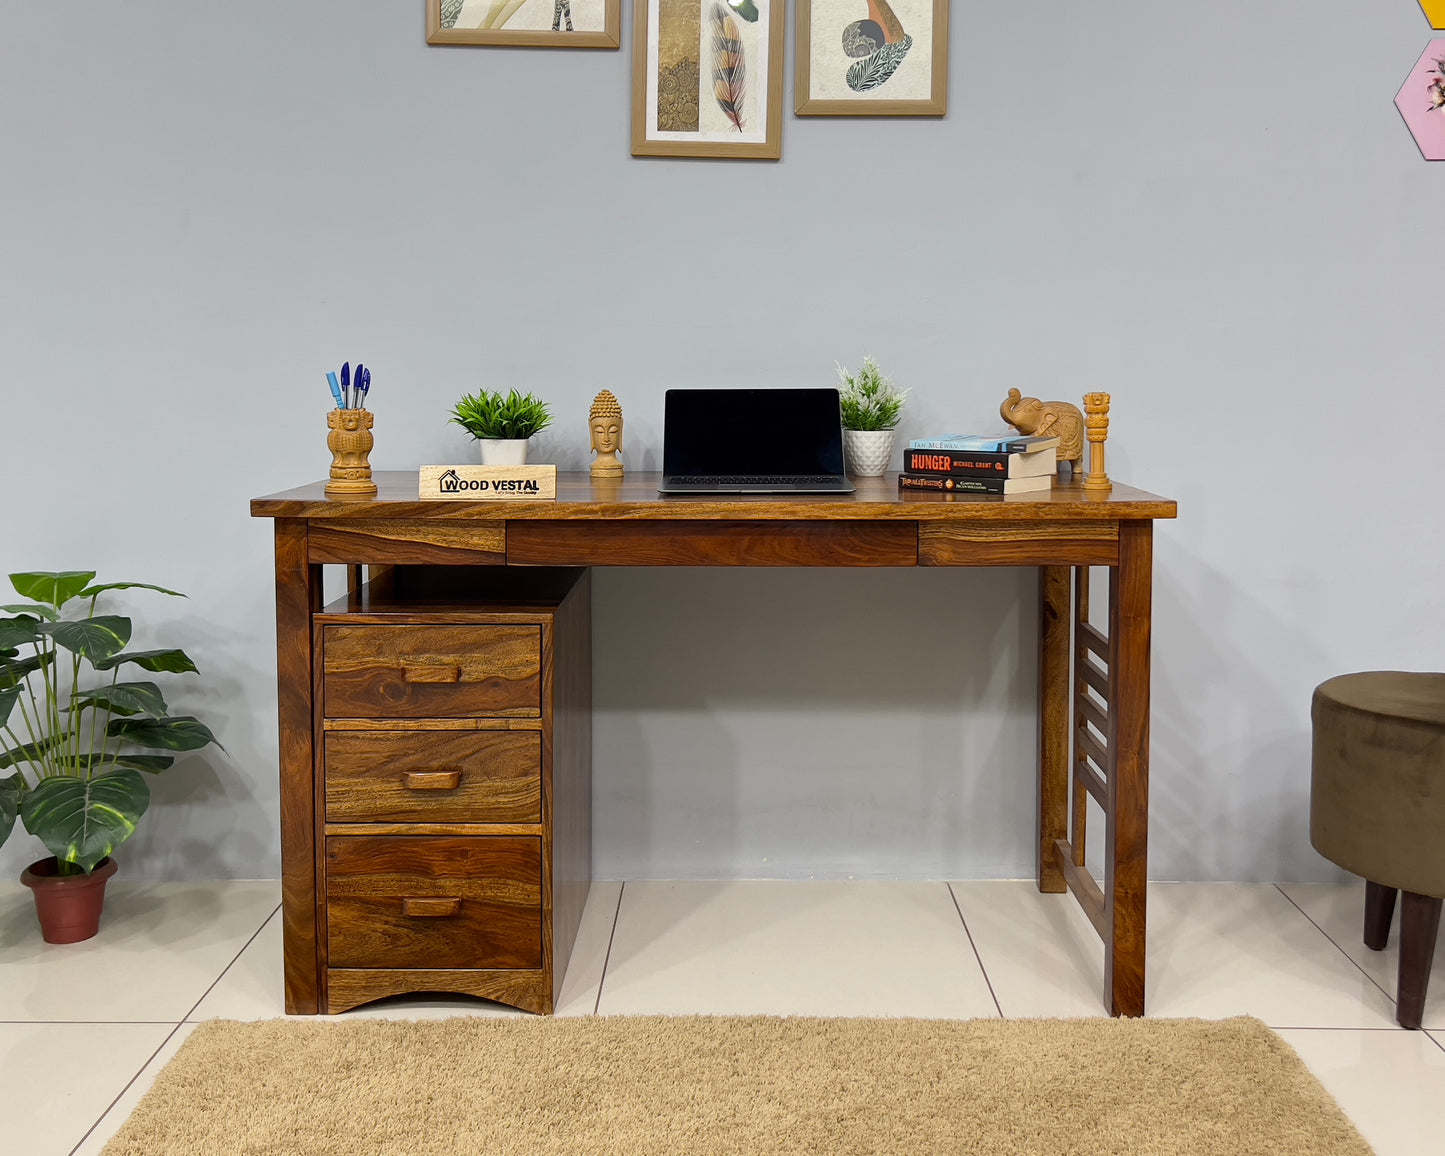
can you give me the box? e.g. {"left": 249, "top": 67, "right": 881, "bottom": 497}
{"left": 843, "top": 429, "right": 895, "bottom": 477}
{"left": 478, "top": 439, "right": 529, "bottom": 466}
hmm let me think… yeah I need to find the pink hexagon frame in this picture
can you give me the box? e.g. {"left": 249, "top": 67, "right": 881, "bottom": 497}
{"left": 1397, "top": 41, "right": 1445, "bottom": 160}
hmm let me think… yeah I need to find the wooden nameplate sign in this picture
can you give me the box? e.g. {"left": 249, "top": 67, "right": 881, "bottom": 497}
{"left": 419, "top": 464, "right": 557, "bottom": 500}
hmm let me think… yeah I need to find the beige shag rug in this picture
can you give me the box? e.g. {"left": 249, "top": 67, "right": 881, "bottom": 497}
{"left": 101, "top": 1015, "right": 1371, "bottom": 1155}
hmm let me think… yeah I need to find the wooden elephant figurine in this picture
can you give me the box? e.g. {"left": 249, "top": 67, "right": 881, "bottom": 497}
{"left": 999, "top": 389, "right": 1084, "bottom": 470}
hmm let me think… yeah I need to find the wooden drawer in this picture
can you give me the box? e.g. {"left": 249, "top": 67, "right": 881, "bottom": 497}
{"left": 322, "top": 625, "right": 541, "bottom": 718}
{"left": 324, "top": 729, "right": 542, "bottom": 823}
{"left": 326, "top": 836, "right": 542, "bottom": 970}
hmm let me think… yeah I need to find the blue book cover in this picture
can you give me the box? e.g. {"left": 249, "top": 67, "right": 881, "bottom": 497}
{"left": 907, "top": 434, "right": 1059, "bottom": 453}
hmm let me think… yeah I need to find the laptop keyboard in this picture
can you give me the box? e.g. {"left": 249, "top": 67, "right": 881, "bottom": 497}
{"left": 667, "top": 475, "right": 842, "bottom": 486}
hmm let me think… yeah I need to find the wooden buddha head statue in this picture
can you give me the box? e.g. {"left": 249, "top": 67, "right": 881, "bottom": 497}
{"left": 589, "top": 390, "right": 624, "bottom": 478}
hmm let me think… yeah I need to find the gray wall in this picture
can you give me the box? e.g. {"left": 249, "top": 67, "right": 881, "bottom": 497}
{"left": 2, "top": 2, "right": 1440, "bottom": 882}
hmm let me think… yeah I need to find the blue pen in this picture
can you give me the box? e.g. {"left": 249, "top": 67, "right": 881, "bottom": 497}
{"left": 340, "top": 363, "right": 351, "bottom": 409}
{"left": 359, "top": 367, "right": 371, "bottom": 410}
{"left": 354, "top": 363, "right": 365, "bottom": 410}
{"left": 326, "top": 372, "right": 344, "bottom": 409}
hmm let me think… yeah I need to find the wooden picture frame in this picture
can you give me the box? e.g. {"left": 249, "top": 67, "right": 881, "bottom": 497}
{"left": 426, "top": 0, "right": 621, "bottom": 49}
{"left": 631, "top": 0, "right": 785, "bottom": 159}
{"left": 795, "top": 0, "right": 948, "bottom": 116}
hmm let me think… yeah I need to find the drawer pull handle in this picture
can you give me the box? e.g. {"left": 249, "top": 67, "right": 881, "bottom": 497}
{"left": 402, "top": 770, "right": 463, "bottom": 791}
{"left": 403, "top": 665, "right": 461, "bottom": 684}
{"left": 402, "top": 897, "right": 461, "bottom": 918}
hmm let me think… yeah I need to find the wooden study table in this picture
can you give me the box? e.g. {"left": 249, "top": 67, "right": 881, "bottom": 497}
{"left": 252, "top": 471, "right": 1177, "bottom": 1017}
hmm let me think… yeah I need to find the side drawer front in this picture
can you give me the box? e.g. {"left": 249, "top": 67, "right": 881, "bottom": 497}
{"left": 324, "top": 729, "right": 542, "bottom": 823}
{"left": 326, "top": 836, "right": 542, "bottom": 970}
{"left": 323, "top": 625, "right": 541, "bottom": 718}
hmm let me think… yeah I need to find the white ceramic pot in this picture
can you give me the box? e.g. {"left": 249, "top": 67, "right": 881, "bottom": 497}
{"left": 478, "top": 439, "right": 529, "bottom": 466}
{"left": 843, "top": 429, "right": 895, "bottom": 477}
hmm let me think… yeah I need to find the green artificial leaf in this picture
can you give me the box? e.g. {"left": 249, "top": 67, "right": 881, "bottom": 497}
{"left": 20, "top": 768, "right": 149, "bottom": 873}
{"left": 39, "top": 616, "right": 133, "bottom": 663}
{"left": 77, "top": 581, "right": 186, "bottom": 601}
{"left": 0, "top": 651, "right": 55, "bottom": 685}
{"left": 0, "top": 734, "right": 68, "bottom": 770}
{"left": 111, "top": 754, "right": 174, "bottom": 774}
{"left": 9, "top": 572, "right": 97, "bottom": 609}
{"left": 0, "top": 617, "right": 41, "bottom": 651}
{"left": 93, "top": 648, "right": 199, "bottom": 675}
{"left": 0, "top": 772, "right": 24, "bottom": 847}
{"left": 58, "top": 753, "right": 176, "bottom": 774}
{"left": 0, "top": 684, "right": 19, "bottom": 728}
{"left": 75, "top": 682, "right": 168, "bottom": 718}
{"left": 0, "top": 603, "right": 59, "bottom": 622}
{"left": 108, "top": 715, "right": 219, "bottom": 752}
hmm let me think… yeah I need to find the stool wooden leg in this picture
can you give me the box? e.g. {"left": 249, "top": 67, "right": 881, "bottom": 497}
{"left": 1105, "top": 522, "right": 1152, "bottom": 1018}
{"left": 1363, "top": 880, "right": 1397, "bottom": 951}
{"left": 1396, "top": 892, "right": 1442, "bottom": 1030}
{"left": 1037, "top": 566, "right": 1072, "bottom": 894}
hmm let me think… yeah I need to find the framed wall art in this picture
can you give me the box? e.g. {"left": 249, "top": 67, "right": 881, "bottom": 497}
{"left": 427, "top": 0, "right": 621, "bottom": 49}
{"left": 795, "top": 0, "right": 947, "bottom": 116}
{"left": 631, "top": 0, "right": 786, "bottom": 159}
{"left": 1396, "top": 40, "right": 1445, "bottom": 161}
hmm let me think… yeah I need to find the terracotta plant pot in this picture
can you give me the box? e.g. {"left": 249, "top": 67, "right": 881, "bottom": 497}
{"left": 21, "top": 856, "right": 119, "bottom": 944}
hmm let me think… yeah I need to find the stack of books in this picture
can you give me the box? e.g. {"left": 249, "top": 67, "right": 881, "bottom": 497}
{"left": 899, "top": 434, "right": 1060, "bottom": 495}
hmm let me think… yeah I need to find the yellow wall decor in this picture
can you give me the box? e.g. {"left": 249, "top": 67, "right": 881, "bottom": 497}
{"left": 1421, "top": 1, "right": 1445, "bottom": 29}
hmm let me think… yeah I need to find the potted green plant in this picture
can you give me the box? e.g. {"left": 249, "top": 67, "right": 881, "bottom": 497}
{"left": 836, "top": 356, "right": 908, "bottom": 477}
{"left": 449, "top": 389, "right": 554, "bottom": 465}
{"left": 0, "top": 571, "right": 219, "bottom": 943}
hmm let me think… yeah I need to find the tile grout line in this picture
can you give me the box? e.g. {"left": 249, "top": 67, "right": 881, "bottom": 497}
{"left": 180, "top": 903, "right": 284, "bottom": 1022}
{"left": 68, "top": 1022, "right": 187, "bottom": 1156}
{"left": 592, "top": 882, "right": 625, "bottom": 1017}
{"left": 65, "top": 900, "right": 283, "bottom": 1156}
{"left": 947, "top": 882, "right": 1004, "bottom": 1019}
{"left": 0, "top": 1020, "right": 180, "bottom": 1025}
{"left": 1266, "top": 1025, "right": 1415, "bottom": 1032}
{"left": 1273, "top": 885, "right": 1398, "bottom": 1006}
{"left": 1427, "top": 1029, "right": 1445, "bottom": 1056}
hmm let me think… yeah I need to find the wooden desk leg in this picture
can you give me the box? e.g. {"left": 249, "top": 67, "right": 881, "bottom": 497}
{"left": 1105, "top": 520, "right": 1152, "bottom": 1017}
{"left": 1037, "top": 566, "right": 1072, "bottom": 893}
{"left": 275, "top": 519, "right": 322, "bottom": 1015}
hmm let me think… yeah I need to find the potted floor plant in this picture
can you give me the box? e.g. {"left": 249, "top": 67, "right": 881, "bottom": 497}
{"left": 449, "top": 389, "right": 553, "bottom": 465}
{"left": 837, "top": 356, "right": 908, "bottom": 477}
{"left": 0, "top": 571, "right": 219, "bottom": 943}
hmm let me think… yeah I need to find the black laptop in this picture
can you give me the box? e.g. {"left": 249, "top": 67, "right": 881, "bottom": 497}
{"left": 659, "top": 388, "right": 855, "bottom": 494}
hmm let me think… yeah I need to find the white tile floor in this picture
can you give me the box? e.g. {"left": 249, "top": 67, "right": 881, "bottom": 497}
{"left": 2, "top": 879, "right": 1442, "bottom": 1156}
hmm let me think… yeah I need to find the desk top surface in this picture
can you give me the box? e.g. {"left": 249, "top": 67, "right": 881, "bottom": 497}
{"left": 252, "top": 472, "right": 1177, "bottom": 522}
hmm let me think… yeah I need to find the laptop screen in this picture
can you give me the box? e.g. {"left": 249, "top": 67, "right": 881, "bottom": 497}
{"left": 664, "top": 389, "right": 847, "bottom": 477}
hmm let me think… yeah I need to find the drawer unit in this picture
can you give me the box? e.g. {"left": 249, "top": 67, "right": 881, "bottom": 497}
{"left": 326, "top": 835, "right": 543, "bottom": 970}
{"left": 312, "top": 567, "right": 591, "bottom": 1016}
{"left": 322, "top": 624, "right": 541, "bottom": 718}
{"left": 324, "top": 728, "right": 542, "bottom": 823}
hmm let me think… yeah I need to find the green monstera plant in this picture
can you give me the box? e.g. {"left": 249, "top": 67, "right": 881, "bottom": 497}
{"left": 0, "top": 570, "right": 219, "bottom": 875}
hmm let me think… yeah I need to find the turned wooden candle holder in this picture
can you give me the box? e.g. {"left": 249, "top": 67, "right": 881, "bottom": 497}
{"left": 325, "top": 409, "right": 377, "bottom": 499}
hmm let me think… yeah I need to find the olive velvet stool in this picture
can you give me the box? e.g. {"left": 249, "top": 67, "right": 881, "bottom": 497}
{"left": 1311, "top": 672, "right": 1445, "bottom": 1029}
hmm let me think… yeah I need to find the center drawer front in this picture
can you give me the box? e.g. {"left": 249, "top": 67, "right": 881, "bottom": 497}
{"left": 323, "top": 625, "right": 541, "bottom": 718}
{"left": 326, "top": 836, "right": 542, "bottom": 970}
{"left": 324, "top": 729, "right": 542, "bottom": 823}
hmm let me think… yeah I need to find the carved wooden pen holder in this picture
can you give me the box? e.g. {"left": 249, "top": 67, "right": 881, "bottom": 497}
{"left": 325, "top": 409, "right": 377, "bottom": 499}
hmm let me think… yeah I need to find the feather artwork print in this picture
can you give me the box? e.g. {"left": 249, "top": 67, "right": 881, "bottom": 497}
{"left": 710, "top": 4, "right": 747, "bottom": 132}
